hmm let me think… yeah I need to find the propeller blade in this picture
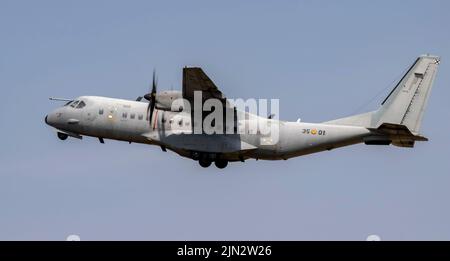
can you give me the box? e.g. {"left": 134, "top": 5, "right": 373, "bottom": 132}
{"left": 144, "top": 70, "right": 157, "bottom": 102}
{"left": 152, "top": 70, "right": 157, "bottom": 94}
{"left": 146, "top": 102, "right": 151, "bottom": 122}
{"left": 146, "top": 69, "right": 158, "bottom": 126}
{"left": 149, "top": 101, "right": 155, "bottom": 127}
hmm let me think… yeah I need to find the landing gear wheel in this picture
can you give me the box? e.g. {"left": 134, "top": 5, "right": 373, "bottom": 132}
{"left": 57, "top": 132, "right": 68, "bottom": 140}
{"left": 199, "top": 158, "right": 212, "bottom": 168}
{"left": 215, "top": 159, "right": 228, "bottom": 169}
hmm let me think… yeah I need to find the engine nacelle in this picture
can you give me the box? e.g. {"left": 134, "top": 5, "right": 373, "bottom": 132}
{"left": 155, "top": 90, "right": 184, "bottom": 111}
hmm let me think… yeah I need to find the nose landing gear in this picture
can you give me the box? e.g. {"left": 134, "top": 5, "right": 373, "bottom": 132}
{"left": 57, "top": 132, "right": 68, "bottom": 140}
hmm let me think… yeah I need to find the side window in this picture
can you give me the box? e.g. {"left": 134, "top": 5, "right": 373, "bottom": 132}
{"left": 99, "top": 109, "right": 104, "bottom": 115}
{"left": 138, "top": 114, "right": 143, "bottom": 120}
{"left": 130, "top": 113, "right": 135, "bottom": 119}
{"left": 122, "top": 112, "right": 127, "bottom": 118}
{"left": 76, "top": 101, "right": 86, "bottom": 108}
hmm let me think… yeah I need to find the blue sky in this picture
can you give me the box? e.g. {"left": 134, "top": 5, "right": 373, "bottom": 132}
{"left": 1, "top": 0, "right": 449, "bottom": 240}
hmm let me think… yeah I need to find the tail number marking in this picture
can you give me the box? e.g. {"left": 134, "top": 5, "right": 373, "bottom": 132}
{"left": 302, "top": 129, "right": 326, "bottom": 136}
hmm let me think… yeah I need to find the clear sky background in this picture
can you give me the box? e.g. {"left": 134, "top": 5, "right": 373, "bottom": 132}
{"left": 1, "top": 0, "right": 449, "bottom": 240}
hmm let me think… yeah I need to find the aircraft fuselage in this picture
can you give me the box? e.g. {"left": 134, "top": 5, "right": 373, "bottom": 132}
{"left": 45, "top": 96, "right": 372, "bottom": 166}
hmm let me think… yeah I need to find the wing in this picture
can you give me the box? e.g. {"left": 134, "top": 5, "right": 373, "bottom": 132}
{"left": 182, "top": 67, "right": 227, "bottom": 105}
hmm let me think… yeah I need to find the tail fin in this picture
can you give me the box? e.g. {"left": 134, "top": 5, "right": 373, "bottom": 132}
{"left": 325, "top": 55, "right": 440, "bottom": 135}
{"left": 373, "top": 55, "right": 440, "bottom": 134}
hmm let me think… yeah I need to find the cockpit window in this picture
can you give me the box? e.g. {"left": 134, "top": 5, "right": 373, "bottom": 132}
{"left": 70, "top": 100, "right": 79, "bottom": 108}
{"left": 64, "top": 100, "right": 74, "bottom": 106}
{"left": 76, "top": 101, "right": 86, "bottom": 108}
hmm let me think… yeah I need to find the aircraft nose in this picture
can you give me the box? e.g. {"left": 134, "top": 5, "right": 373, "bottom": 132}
{"left": 45, "top": 112, "right": 57, "bottom": 127}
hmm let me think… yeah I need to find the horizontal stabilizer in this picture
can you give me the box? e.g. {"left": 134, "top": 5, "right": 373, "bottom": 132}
{"left": 365, "top": 123, "right": 428, "bottom": 148}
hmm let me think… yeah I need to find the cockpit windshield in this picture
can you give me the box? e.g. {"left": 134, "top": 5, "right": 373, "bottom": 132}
{"left": 65, "top": 99, "right": 87, "bottom": 109}
{"left": 64, "top": 100, "right": 74, "bottom": 106}
{"left": 70, "top": 100, "right": 79, "bottom": 108}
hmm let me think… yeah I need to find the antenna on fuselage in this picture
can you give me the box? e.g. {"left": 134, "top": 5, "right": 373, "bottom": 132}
{"left": 49, "top": 97, "right": 73, "bottom": 102}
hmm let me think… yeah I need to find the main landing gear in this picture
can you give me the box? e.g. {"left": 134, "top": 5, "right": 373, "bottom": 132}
{"left": 199, "top": 157, "right": 212, "bottom": 168}
{"left": 195, "top": 153, "right": 229, "bottom": 169}
{"left": 214, "top": 159, "right": 228, "bottom": 169}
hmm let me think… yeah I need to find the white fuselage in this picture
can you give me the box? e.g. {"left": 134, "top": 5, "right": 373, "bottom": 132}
{"left": 45, "top": 96, "right": 372, "bottom": 162}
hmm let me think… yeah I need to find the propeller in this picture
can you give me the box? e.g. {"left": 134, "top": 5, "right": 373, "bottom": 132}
{"left": 144, "top": 70, "right": 158, "bottom": 125}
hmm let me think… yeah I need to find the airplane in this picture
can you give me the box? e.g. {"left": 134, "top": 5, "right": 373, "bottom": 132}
{"left": 45, "top": 55, "right": 440, "bottom": 169}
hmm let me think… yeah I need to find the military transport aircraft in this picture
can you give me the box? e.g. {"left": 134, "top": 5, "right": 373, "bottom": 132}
{"left": 45, "top": 55, "right": 440, "bottom": 168}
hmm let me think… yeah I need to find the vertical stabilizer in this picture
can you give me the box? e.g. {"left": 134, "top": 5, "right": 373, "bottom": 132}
{"left": 373, "top": 55, "right": 440, "bottom": 133}
{"left": 324, "top": 55, "right": 440, "bottom": 137}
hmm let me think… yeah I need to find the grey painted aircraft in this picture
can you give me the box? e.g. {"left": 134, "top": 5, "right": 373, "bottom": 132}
{"left": 45, "top": 55, "right": 440, "bottom": 168}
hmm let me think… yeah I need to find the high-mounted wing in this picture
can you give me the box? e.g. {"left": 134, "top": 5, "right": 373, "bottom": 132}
{"left": 182, "top": 67, "right": 236, "bottom": 134}
{"left": 182, "top": 67, "right": 227, "bottom": 104}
